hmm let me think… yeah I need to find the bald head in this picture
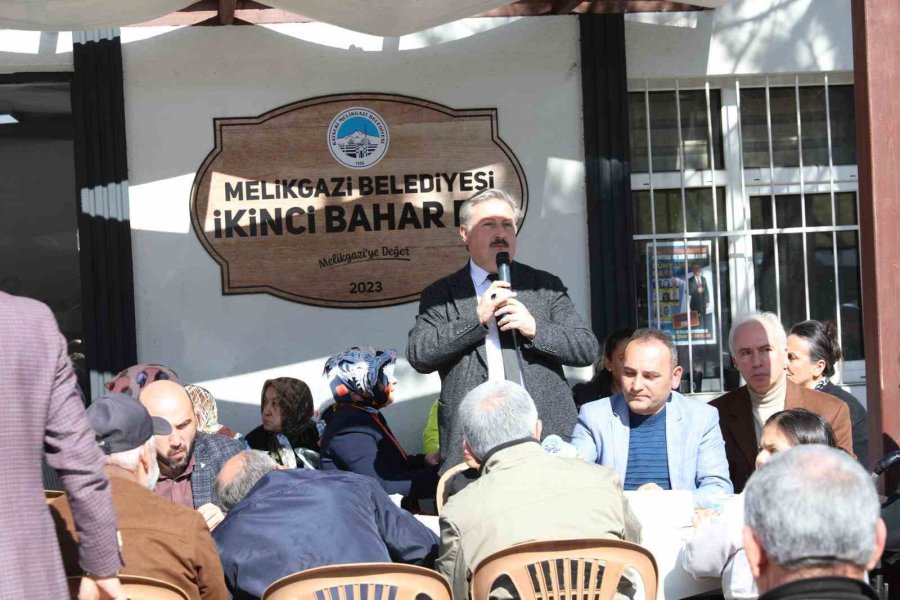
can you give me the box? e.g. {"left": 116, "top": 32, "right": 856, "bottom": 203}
{"left": 140, "top": 380, "right": 198, "bottom": 477}
{"left": 215, "top": 451, "right": 278, "bottom": 510}
{"left": 216, "top": 452, "right": 246, "bottom": 489}
{"left": 140, "top": 380, "right": 191, "bottom": 414}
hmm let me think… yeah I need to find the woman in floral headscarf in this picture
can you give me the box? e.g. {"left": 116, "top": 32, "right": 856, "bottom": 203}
{"left": 185, "top": 384, "right": 245, "bottom": 443}
{"left": 319, "top": 346, "right": 440, "bottom": 500}
{"left": 245, "top": 377, "right": 320, "bottom": 469}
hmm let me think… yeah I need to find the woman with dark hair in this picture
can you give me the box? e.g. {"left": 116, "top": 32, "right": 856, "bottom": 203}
{"left": 245, "top": 377, "right": 320, "bottom": 469}
{"left": 786, "top": 319, "right": 867, "bottom": 465}
{"left": 684, "top": 408, "right": 839, "bottom": 600}
{"left": 572, "top": 328, "right": 635, "bottom": 408}
{"left": 754, "top": 408, "right": 837, "bottom": 467}
{"left": 319, "top": 346, "right": 439, "bottom": 500}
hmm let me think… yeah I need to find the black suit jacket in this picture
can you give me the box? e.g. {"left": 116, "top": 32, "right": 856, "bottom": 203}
{"left": 758, "top": 576, "right": 878, "bottom": 600}
{"left": 407, "top": 261, "right": 599, "bottom": 471}
{"left": 688, "top": 274, "right": 710, "bottom": 313}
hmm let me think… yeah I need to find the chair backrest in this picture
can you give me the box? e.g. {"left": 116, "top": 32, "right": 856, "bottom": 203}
{"left": 436, "top": 462, "right": 469, "bottom": 514}
{"left": 262, "top": 562, "right": 452, "bottom": 600}
{"left": 68, "top": 575, "right": 190, "bottom": 599}
{"left": 470, "top": 538, "right": 658, "bottom": 600}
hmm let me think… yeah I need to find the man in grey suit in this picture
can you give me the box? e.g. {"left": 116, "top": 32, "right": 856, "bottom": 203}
{"left": 0, "top": 292, "right": 124, "bottom": 599}
{"left": 407, "top": 189, "right": 599, "bottom": 470}
{"left": 140, "top": 380, "right": 243, "bottom": 529}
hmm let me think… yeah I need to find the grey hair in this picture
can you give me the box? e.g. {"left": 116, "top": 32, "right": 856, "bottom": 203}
{"left": 629, "top": 328, "right": 679, "bottom": 370}
{"left": 744, "top": 445, "right": 880, "bottom": 569}
{"left": 459, "top": 380, "right": 538, "bottom": 459}
{"left": 107, "top": 437, "right": 155, "bottom": 471}
{"left": 729, "top": 311, "right": 786, "bottom": 355}
{"left": 458, "top": 188, "right": 521, "bottom": 229}
{"left": 215, "top": 450, "right": 278, "bottom": 510}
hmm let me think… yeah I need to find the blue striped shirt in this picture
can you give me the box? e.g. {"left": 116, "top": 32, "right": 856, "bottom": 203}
{"left": 624, "top": 406, "right": 671, "bottom": 491}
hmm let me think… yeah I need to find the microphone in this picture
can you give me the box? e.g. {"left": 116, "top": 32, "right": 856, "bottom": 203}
{"left": 494, "top": 251, "right": 526, "bottom": 389}
{"left": 495, "top": 251, "right": 512, "bottom": 284}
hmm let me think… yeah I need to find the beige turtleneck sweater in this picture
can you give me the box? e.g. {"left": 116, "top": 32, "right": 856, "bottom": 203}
{"left": 748, "top": 375, "right": 787, "bottom": 443}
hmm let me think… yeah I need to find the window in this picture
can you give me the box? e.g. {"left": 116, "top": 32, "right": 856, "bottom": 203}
{"left": 628, "top": 76, "right": 863, "bottom": 393}
{"left": 740, "top": 85, "right": 857, "bottom": 169}
{"left": 630, "top": 89, "right": 724, "bottom": 173}
{"left": 634, "top": 188, "right": 727, "bottom": 235}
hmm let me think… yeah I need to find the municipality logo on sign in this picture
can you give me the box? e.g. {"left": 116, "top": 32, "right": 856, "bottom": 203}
{"left": 328, "top": 107, "right": 389, "bottom": 169}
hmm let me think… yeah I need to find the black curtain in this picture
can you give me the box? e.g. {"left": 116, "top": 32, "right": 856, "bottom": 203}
{"left": 580, "top": 14, "right": 638, "bottom": 342}
{"left": 71, "top": 30, "right": 136, "bottom": 400}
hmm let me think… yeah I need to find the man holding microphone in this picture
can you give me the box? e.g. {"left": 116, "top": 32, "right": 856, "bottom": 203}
{"left": 407, "top": 189, "right": 599, "bottom": 471}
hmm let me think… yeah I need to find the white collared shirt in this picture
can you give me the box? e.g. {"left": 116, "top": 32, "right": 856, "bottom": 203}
{"left": 469, "top": 260, "right": 505, "bottom": 381}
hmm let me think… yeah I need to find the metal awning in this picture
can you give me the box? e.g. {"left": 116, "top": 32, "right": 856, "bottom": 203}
{"left": 1, "top": 0, "right": 725, "bottom": 37}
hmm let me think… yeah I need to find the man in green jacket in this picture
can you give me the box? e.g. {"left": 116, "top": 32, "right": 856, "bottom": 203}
{"left": 436, "top": 380, "right": 641, "bottom": 599}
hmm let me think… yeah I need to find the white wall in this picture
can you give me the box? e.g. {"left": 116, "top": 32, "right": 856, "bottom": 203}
{"left": 0, "top": 3, "right": 861, "bottom": 447}
{"left": 625, "top": 0, "right": 853, "bottom": 79}
{"left": 120, "top": 17, "right": 589, "bottom": 449}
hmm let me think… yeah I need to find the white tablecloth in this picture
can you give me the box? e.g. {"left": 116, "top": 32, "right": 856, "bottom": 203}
{"left": 625, "top": 491, "right": 721, "bottom": 599}
{"left": 415, "top": 490, "right": 722, "bottom": 600}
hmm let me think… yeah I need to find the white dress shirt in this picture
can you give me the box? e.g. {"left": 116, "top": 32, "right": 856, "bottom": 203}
{"left": 469, "top": 260, "right": 505, "bottom": 382}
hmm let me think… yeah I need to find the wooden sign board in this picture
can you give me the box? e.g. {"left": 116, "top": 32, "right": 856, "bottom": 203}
{"left": 190, "top": 93, "right": 528, "bottom": 308}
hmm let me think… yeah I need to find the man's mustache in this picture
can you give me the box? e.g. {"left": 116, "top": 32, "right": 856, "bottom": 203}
{"left": 490, "top": 239, "right": 509, "bottom": 247}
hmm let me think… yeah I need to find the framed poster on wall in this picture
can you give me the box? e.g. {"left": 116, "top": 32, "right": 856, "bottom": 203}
{"left": 646, "top": 240, "right": 716, "bottom": 346}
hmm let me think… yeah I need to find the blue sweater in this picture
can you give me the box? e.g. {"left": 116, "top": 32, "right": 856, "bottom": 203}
{"left": 624, "top": 406, "right": 671, "bottom": 490}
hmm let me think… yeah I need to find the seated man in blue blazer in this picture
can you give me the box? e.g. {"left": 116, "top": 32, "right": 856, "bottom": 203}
{"left": 572, "top": 328, "right": 732, "bottom": 508}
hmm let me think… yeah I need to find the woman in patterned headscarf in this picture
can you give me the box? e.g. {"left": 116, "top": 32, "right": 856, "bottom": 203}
{"left": 245, "top": 377, "right": 320, "bottom": 469}
{"left": 185, "top": 384, "right": 244, "bottom": 443}
{"left": 105, "top": 363, "right": 179, "bottom": 397}
{"left": 319, "top": 346, "right": 440, "bottom": 500}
